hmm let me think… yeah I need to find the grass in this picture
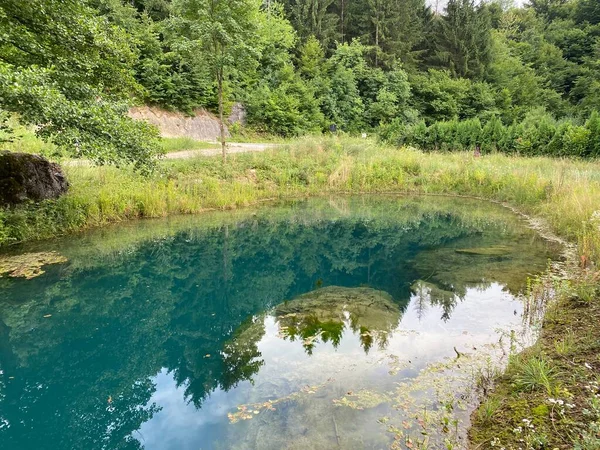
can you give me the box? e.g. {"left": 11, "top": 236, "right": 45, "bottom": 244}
{"left": 512, "top": 356, "right": 557, "bottom": 395}
{"left": 1, "top": 134, "right": 600, "bottom": 447}
{"left": 476, "top": 397, "right": 502, "bottom": 425}
{"left": 228, "top": 123, "right": 293, "bottom": 143}
{"left": 2, "top": 120, "right": 63, "bottom": 158}
{"left": 3, "top": 124, "right": 219, "bottom": 157}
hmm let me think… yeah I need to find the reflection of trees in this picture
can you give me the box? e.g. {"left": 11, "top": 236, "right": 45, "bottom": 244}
{"left": 221, "top": 316, "right": 265, "bottom": 391}
{"left": 275, "top": 286, "right": 402, "bottom": 354}
{"left": 0, "top": 197, "right": 554, "bottom": 449}
{"left": 411, "top": 280, "right": 459, "bottom": 322}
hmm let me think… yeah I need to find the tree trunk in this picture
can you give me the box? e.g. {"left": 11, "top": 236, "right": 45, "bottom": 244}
{"left": 341, "top": 0, "right": 345, "bottom": 44}
{"left": 217, "top": 66, "right": 226, "bottom": 163}
{"left": 375, "top": 21, "right": 379, "bottom": 67}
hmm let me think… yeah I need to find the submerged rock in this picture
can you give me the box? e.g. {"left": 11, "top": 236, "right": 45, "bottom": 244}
{"left": 275, "top": 286, "right": 402, "bottom": 352}
{"left": 276, "top": 286, "right": 401, "bottom": 330}
{"left": 454, "top": 246, "right": 511, "bottom": 256}
{"left": 0, "top": 151, "right": 69, "bottom": 206}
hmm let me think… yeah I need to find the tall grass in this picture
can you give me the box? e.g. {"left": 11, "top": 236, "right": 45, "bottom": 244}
{"left": 2, "top": 136, "right": 600, "bottom": 264}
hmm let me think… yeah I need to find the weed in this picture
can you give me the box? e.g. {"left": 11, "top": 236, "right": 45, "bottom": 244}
{"left": 513, "top": 356, "right": 557, "bottom": 395}
{"left": 476, "top": 397, "right": 501, "bottom": 424}
{"left": 554, "top": 329, "right": 575, "bottom": 356}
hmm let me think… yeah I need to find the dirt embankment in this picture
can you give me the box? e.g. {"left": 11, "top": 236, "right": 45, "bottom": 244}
{"left": 129, "top": 106, "right": 231, "bottom": 141}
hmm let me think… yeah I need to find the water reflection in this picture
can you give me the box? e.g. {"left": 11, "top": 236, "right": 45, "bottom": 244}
{"left": 274, "top": 286, "right": 402, "bottom": 353}
{"left": 0, "top": 196, "right": 558, "bottom": 450}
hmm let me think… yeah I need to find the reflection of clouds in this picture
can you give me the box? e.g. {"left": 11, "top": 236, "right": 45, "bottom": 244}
{"left": 137, "top": 283, "right": 524, "bottom": 450}
{"left": 385, "top": 282, "right": 522, "bottom": 363}
{"left": 138, "top": 369, "right": 249, "bottom": 450}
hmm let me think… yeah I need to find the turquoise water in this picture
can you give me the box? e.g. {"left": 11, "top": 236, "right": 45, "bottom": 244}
{"left": 0, "top": 196, "right": 558, "bottom": 449}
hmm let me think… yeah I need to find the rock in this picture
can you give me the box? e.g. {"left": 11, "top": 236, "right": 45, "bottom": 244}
{"left": 274, "top": 286, "right": 402, "bottom": 350}
{"left": 0, "top": 151, "right": 69, "bottom": 206}
{"left": 228, "top": 102, "right": 247, "bottom": 126}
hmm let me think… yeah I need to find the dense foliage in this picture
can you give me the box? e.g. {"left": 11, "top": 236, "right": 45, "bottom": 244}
{"left": 0, "top": 0, "right": 161, "bottom": 169}
{"left": 1, "top": 0, "right": 599, "bottom": 159}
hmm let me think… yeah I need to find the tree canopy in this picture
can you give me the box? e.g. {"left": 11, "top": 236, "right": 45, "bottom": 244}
{"left": 2, "top": 0, "right": 599, "bottom": 161}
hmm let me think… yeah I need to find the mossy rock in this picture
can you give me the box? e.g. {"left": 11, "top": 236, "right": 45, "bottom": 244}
{"left": 0, "top": 151, "right": 68, "bottom": 206}
{"left": 275, "top": 286, "right": 402, "bottom": 334}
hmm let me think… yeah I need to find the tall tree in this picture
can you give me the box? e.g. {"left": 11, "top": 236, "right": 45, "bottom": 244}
{"left": 342, "top": 0, "right": 427, "bottom": 69}
{"left": 173, "top": 0, "right": 261, "bottom": 161}
{"left": 430, "top": 0, "right": 493, "bottom": 79}
{"left": 282, "top": 0, "right": 339, "bottom": 48}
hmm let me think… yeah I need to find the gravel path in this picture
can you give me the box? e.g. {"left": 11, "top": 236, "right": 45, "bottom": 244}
{"left": 63, "top": 143, "right": 282, "bottom": 166}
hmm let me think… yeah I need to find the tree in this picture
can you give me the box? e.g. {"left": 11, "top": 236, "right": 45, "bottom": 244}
{"left": 575, "top": 0, "right": 600, "bottom": 25}
{"left": 281, "top": 0, "right": 339, "bottom": 48}
{"left": 430, "top": 0, "right": 493, "bottom": 79}
{"left": 0, "top": 0, "right": 160, "bottom": 169}
{"left": 347, "top": 0, "right": 427, "bottom": 69}
{"left": 172, "top": 0, "right": 261, "bottom": 162}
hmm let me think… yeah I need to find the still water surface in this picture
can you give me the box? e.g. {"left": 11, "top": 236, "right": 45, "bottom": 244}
{"left": 0, "top": 196, "right": 558, "bottom": 449}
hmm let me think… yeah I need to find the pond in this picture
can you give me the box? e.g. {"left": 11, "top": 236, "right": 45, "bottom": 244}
{"left": 0, "top": 196, "right": 560, "bottom": 450}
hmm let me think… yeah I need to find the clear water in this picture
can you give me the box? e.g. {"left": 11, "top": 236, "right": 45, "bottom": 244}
{"left": 0, "top": 196, "right": 558, "bottom": 450}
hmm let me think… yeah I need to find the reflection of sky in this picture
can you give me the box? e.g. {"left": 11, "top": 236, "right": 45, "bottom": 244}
{"left": 137, "top": 282, "right": 524, "bottom": 450}
{"left": 139, "top": 370, "right": 252, "bottom": 450}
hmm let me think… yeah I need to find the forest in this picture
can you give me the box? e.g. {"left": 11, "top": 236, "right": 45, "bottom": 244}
{"left": 1, "top": 0, "right": 600, "bottom": 168}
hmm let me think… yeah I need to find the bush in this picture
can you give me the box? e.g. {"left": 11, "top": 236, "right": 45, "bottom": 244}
{"left": 377, "top": 111, "right": 599, "bottom": 157}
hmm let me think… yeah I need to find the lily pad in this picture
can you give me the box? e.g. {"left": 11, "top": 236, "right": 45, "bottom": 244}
{"left": 0, "top": 251, "right": 68, "bottom": 279}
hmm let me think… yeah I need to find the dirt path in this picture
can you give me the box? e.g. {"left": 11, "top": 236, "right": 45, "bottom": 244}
{"left": 63, "top": 143, "right": 282, "bottom": 167}
{"left": 164, "top": 142, "right": 282, "bottom": 159}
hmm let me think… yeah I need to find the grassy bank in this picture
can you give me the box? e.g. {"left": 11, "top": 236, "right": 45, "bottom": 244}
{"left": 2, "top": 136, "right": 599, "bottom": 252}
{"left": 1, "top": 136, "right": 599, "bottom": 446}
{"left": 470, "top": 269, "right": 600, "bottom": 449}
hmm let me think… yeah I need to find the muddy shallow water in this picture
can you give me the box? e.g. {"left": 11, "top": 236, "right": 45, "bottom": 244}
{"left": 0, "top": 196, "right": 560, "bottom": 449}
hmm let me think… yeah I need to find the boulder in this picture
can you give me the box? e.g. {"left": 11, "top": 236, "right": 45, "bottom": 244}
{"left": 0, "top": 151, "right": 69, "bottom": 206}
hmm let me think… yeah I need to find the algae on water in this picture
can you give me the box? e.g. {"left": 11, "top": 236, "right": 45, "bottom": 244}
{"left": 0, "top": 251, "right": 67, "bottom": 279}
